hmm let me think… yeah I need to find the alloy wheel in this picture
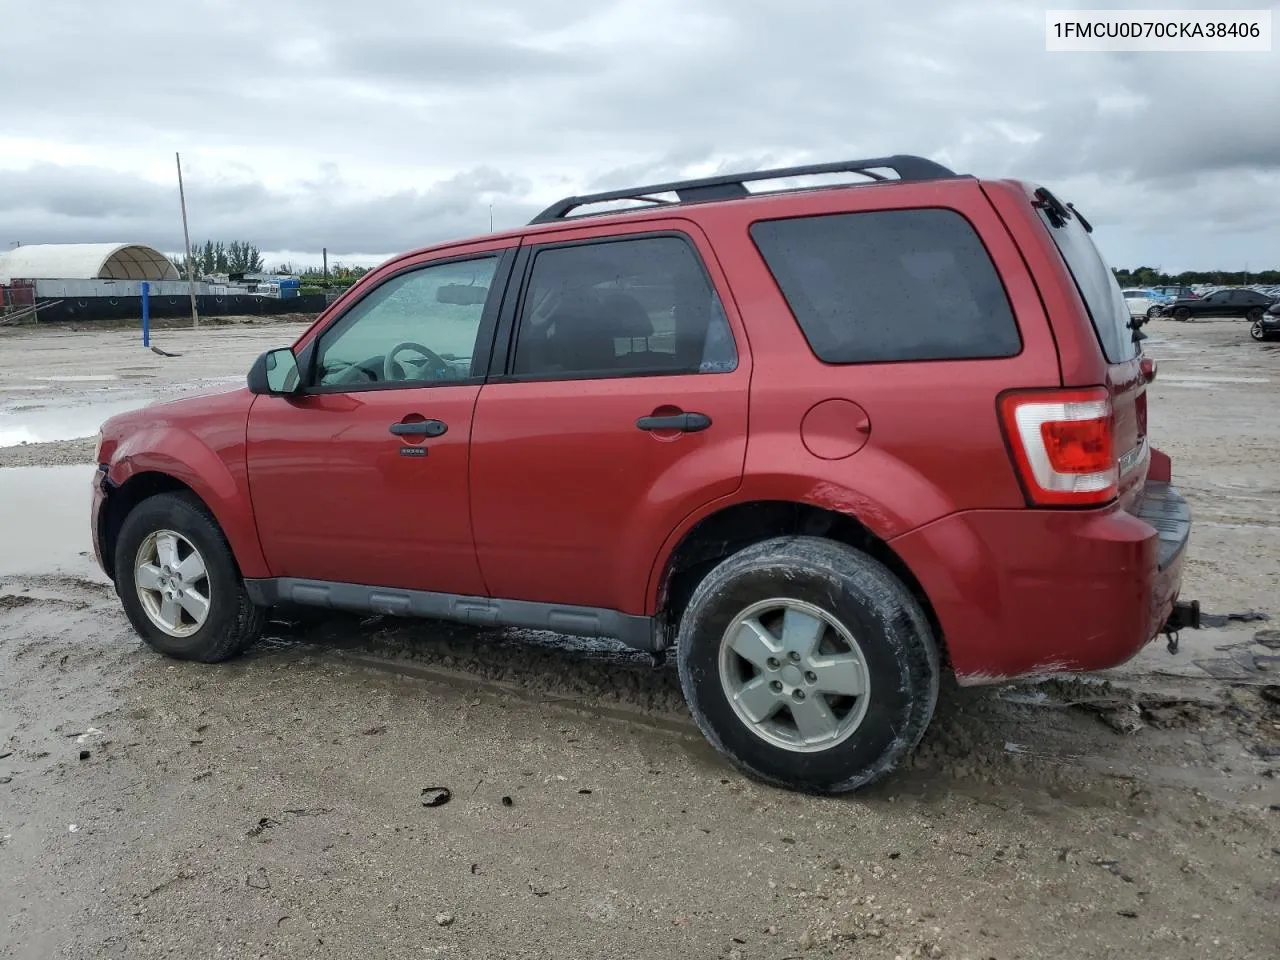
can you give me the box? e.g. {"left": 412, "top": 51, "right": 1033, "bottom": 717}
{"left": 718, "top": 598, "right": 870, "bottom": 753}
{"left": 134, "top": 529, "right": 211, "bottom": 638}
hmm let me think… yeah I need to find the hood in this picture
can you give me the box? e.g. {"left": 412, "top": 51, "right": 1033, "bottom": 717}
{"left": 99, "top": 384, "right": 255, "bottom": 448}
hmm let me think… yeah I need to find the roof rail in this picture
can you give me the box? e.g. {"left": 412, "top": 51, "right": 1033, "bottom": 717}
{"left": 529, "top": 154, "right": 959, "bottom": 224}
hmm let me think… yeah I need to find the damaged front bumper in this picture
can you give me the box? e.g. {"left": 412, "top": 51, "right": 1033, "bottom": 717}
{"left": 90, "top": 463, "right": 112, "bottom": 580}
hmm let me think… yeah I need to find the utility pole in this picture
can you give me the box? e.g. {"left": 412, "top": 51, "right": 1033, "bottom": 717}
{"left": 323, "top": 247, "right": 328, "bottom": 280}
{"left": 489, "top": 204, "right": 494, "bottom": 233}
{"left": 175, "top": 152, "right": 200, "bottom": 328}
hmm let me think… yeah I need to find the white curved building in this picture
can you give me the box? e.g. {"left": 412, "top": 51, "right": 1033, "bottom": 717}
{"left": 0, "top": 243, "right": 180, "bottom": 284}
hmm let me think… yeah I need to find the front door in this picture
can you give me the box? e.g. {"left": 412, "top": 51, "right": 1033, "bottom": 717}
{"left": 247, "top": 247, "right": 513, "bottom": 595}
{"left": 469, "top": 224, "right": 751, "bottom": 615}
{"left": 1200, "top": 291, "right": 1231, "bottom": 317}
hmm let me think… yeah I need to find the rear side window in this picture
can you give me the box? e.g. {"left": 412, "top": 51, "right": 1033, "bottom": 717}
{"left": 749, "top": 209, "right": 1021, "bottom": 364}
{"left": 1034, "top": 201, "right": 1136, "bottom": 364}
{"left": 511, "top": 235, "right": 737, "bottom": 379}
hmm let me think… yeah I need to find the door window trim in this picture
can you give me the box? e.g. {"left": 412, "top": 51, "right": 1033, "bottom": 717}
{"left": 298, "top": 247, "right": 518, "bottom": 395}
{"left": 486, "top": 229, "right": 739, "bottom": 384}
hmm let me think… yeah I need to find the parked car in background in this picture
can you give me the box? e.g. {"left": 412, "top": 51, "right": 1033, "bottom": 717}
{"left": 1153, "top": 285, "right": 1198, "bottom": 300}
{"left": 1252, "top": 301, "right": 1280, "bottom": 341}
{"left": 1161, "top": 288, "right": 1276, "bottom": 321}
{"left": 89, "top": 154, "right": 1195, "bottom": 794}
{"left": 1121, "top": 288, "right": 1167, "bottom": 320}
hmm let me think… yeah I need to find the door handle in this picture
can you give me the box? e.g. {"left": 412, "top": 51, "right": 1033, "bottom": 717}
{"left": 389, "top": 419, "right": 448, "bottom": 438}
{"left": 635, "top": 412, "right": 712, "bottom": 433}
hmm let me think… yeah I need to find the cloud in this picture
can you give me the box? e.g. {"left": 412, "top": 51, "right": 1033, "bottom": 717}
{"left": 0, "top": 0, "right": 1276, "bottom": 271}
{"left": 0, "top": 164, "right": 539, "bottom": 256}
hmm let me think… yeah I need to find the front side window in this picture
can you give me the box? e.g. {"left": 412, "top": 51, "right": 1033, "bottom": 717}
{"left": 750, "top": 208, "right": 1021, "bottom": 364}
{"left": 315, "top": 256, "right": 498, "bottom": 388}
{"left": 511, "top": 235, "right": 737, "bottom": 379}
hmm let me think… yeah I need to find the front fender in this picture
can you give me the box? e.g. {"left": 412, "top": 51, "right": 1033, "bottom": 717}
{"left": 107, "top": 424, "right": 270, "bottom": 579}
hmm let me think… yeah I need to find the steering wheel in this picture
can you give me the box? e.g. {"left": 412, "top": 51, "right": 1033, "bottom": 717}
{"left": 384, "top": 341, "right": 451, "bottom": 381}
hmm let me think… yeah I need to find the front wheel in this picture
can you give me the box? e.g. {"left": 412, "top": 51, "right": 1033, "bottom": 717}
{"left": 1251, "top": 320, "right": 1267, "bottom": 341}
{"left": 676, "top": 536, "right": 939, "bottom": 794}
{"left": 1146, "top": 305, "right": 1162, "bottom": 319}
{"left": 114, "top": 492, "right": 265, "bottom": 662}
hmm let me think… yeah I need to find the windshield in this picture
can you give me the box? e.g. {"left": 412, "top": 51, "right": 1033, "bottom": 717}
{"left": 1035, "top": 200, "right": 1137, "bottom": 364}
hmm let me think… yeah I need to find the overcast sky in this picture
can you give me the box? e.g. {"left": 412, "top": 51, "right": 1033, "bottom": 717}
{"left": 1, "top": 0, "right": 1277, "bottom": 273}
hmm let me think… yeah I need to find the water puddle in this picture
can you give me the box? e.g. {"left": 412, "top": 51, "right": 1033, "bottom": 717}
{"left": 0, "top": 464, "right": 102, "bottom": 578}
{"left": 1200, "top": 520, "right": 1280, "bottom": 534}
{"left": 28, "top": 375, "right": 120, "bottom": 383}
{"left": 0, "top": 399, "right": 155, "bottom": 448}
{"left": 1159, "top": 375, "right": 1271, "bottom": 385}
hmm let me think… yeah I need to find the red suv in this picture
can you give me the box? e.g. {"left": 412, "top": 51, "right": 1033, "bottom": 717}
{"left": 92, "top": 155, "right": 1194, "bottom": 793}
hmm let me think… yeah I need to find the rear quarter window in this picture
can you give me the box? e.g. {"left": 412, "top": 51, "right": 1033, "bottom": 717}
{"left": 1033, "top": 202, "right": 1136, "bottom": 364}
{"left": 749, "top": 208, "right": 1021, "bottom": 364}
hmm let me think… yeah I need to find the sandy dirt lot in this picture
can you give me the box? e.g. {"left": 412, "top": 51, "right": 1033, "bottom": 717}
{"left": 1, "top": 318, "right": 1277, "bottom": 960}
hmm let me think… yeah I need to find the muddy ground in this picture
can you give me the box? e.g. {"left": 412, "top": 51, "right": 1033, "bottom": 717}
{"left": 1, "top": 317, "right": 1278, "bottom": 960}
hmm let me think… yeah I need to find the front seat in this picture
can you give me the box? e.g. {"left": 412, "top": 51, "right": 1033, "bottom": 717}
{"left": 545, "top": 295, "right": 618, "bottom": 373}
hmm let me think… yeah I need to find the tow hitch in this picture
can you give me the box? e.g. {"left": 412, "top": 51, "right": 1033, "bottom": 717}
{"left": 1162, "top": 599, "right": 1201, "bottom": 655}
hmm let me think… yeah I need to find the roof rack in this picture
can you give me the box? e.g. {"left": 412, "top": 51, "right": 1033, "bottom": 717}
{"left": 529, "top": 154, "right": 959, "bottom": 224}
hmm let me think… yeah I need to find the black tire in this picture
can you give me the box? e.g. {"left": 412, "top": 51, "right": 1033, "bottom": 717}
{"left": 114, "top": 491, "right": 265, "bottom": 662}
{"left": 1146, "top": 306, "right": 1161, "bottom": 319}
{"left": 1173, "top": 306, "right": 1191, "bottom": 321}
{"left": 1251, "top": 321, "right": 1266, "bottom": 341}
{"left": 1246, "top": 307, "right": 1264, "bottom": 323}
{"left": 675, "top": 536, "right": 939, "bottom": 794}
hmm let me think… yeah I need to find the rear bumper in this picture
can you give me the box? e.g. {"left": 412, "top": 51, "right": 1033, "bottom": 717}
{"left": 890, "top": 482, "right": 1190, "bottom": 684}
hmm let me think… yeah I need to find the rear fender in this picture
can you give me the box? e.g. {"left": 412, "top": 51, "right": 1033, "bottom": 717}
{"left": 106, "top": 426, "right": 269, "bottom": 578}
{"left": 645, "top": 468, "right": 940, "bottom": 614}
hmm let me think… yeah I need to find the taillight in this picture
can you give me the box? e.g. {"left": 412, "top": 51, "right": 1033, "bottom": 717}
{"left": 999, "top": 387, "right": 1118, "bottom": 506}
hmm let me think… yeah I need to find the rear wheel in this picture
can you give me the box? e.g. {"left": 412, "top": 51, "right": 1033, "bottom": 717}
{"left": 1146, "top": 305, "right": 1162, "bottom": 319}
{"left": 675, "top": 536, "right": 939, "bottom": 793}
{"left": 1247, "top": 307, "right": 1264, "bottom": 323}
{"left": 114, "top": 492, "right": 265, "bottom": 662}
{"left": 1173, "top": 306, "right": 1191, "bottom": 321}
{"left": 1251, "top": 320, "right": 1267, "bottom": 341}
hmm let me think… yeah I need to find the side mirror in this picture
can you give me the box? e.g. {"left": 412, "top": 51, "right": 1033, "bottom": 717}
{"left": 247, "top": 348, "right": 301, "bottom": 395}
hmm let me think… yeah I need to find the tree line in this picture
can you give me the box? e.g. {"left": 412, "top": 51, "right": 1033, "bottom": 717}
{"left": 170, "top": 241, "right": 265, "bottom": 277}
{"left": 1113, "top": 266, "right": 1280, "bottom": 287}
{"left": 168, "top": 241, "right": 369, "bottom": 287}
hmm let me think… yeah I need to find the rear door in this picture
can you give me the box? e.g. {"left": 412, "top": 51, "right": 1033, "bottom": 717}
{"left": 1199, "top": 291, "right": 1232, "bottom": 317}
{"left": 1235, "top": 290, "right": 1269, "bottom": 317}
{"left": 1030, "top": 194, "right": 1149, "bottom": 502}
{"left": 468, "top": 220, "right": 750, "bottom": 615}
